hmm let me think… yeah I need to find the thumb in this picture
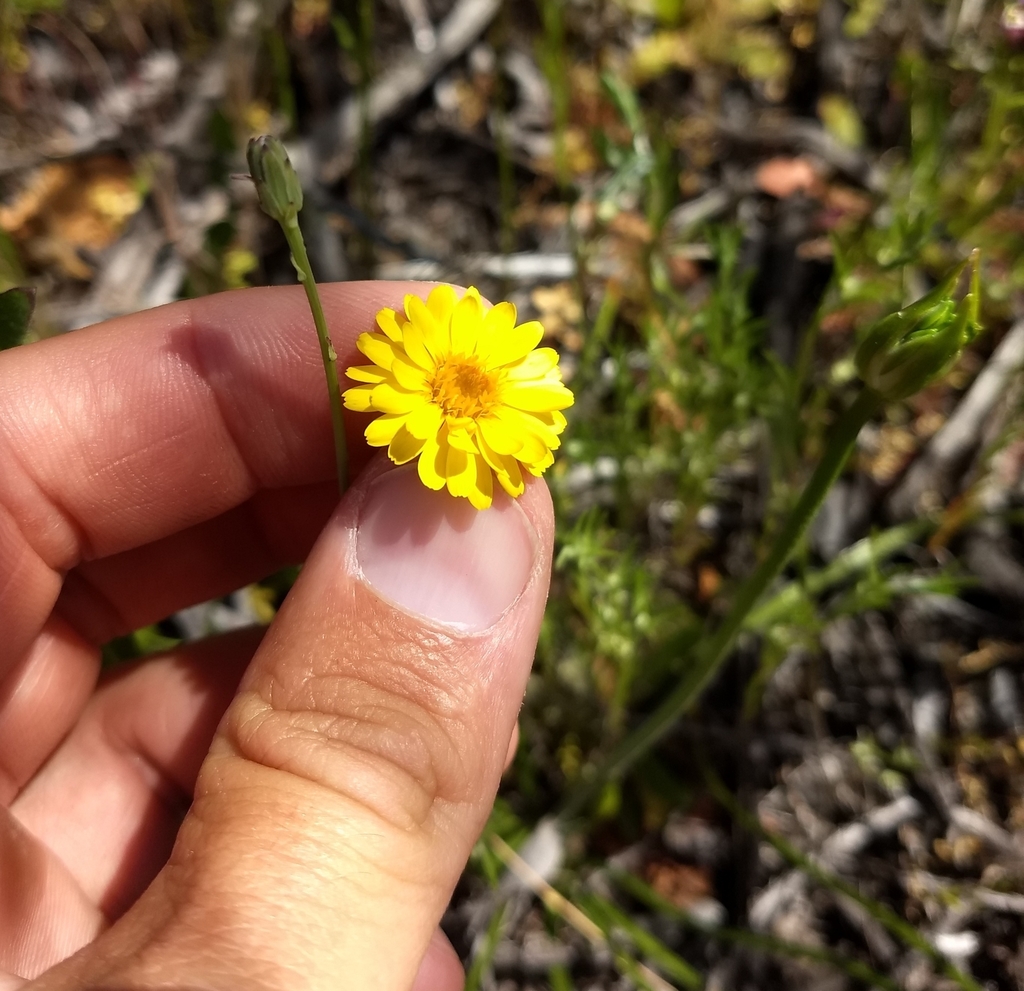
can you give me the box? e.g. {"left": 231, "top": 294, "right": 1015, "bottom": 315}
{"left": 40, "top": 459, "right": 552, "bottom": 991}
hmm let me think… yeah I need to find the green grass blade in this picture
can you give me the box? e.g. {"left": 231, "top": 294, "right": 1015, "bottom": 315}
{"left": 0, "top": 286, "right": 35, "bottom": 351}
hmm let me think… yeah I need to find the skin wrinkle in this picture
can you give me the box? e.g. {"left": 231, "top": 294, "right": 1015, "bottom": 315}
{"left": 245, "top": 483, "right": 337, "bottom": 564}
{"left": 309, "top": 699, "right": 450, "bottom": 810}
{"left": 97, "top": 709, "right": 190, "bottom": 827}
{"left": 104, "top": 870, "right": 307, "bottom": 991}
{"left": 0, "top": 507, "right": 61, "bottom": 678}
{"left": 178, "top": 297, "right": 338, "bottom": 493}
{"left": 0, "top": 649, "right": 53, "bottom": 800}
{"left": 175, "top": 309, "right": 266, "bottom": 495}
{"left": 0, "top": 809, "right": 103, "bottom": 979}
{"left": 0, "top": 369, "right": 96, "bottom": 569}
{"left": 237, "top": 586, "right": 487, "bottom": 808}
{"left": 4, "top": 302, "right": 275, "bottom": 593}
{"left": 296, "top": 627, "right": 477, "bottom": 724}
{"left": 307, "top": 579, "right": 486, "bottom": 716}
{"left": 0, "top": 535, "right": 37, "bottom": 628}
{"left": 226, "top": 690, "right": 448, "bottom": 831}
{"left": 53, "top": 485, "right": 334, "bottom": 648}
{"left": 26, "top": 336, "right": 201, "bottom": 560}
{"left": 176, "top": 754, "right": 445, "bottom": 910}
{"left": 250, "top": 609, "right": 487, "bottom": 814}
{"left": 0, "top": 308, "right": 255, "bottom": 589}
{"left": 235, "top": 497, "right": 290, "bottom": 586}
{"left": 52, "top": 569, "right": 133, "bottom": 650}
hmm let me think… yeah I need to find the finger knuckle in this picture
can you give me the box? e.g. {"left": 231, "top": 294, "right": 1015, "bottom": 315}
{"left": 224, "top": 637, "right": 483, "bottom": 832}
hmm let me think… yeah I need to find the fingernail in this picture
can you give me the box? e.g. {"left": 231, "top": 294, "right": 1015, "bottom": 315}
{"left": 355, "top": 466, "right": 536, "bottom": 631}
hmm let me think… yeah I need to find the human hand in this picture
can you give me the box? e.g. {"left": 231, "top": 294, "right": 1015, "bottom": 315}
{"left": 0, "top": 282, "right": 553, "bottom": 990}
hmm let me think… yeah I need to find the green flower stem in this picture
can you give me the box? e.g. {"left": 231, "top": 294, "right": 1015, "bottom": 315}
{"left": 281, "top": 218, "right": 349, "bottom": 495}
{"left": 560, "top": 385, "right": 883, "bottom": 822}
{"left": 744, "top": 516, "right": 932, "bottom": 632}
{"left": 702, "top": 764, "right": 984, "bottom": 991}
{"left": 613, "top": 870, "right": 900, "bottom": 991}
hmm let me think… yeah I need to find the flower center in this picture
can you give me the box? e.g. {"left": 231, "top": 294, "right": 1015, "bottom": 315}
{"left": 430, "top": 356, "right": 498, "bottom": 420}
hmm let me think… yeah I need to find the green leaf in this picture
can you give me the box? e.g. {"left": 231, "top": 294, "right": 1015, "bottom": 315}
{"left": 0, "top": 286, "right": 35, "bottom": 351}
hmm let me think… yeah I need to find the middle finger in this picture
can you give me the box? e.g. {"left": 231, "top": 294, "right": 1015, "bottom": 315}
{"left": 55, "top": 481, "right": 337, "bottom": 646}
{"left": 0, "top": 616, "right": 98, "bottom": 805}
{"left": 11, "top": 628, "right": 259, "bottom": 918}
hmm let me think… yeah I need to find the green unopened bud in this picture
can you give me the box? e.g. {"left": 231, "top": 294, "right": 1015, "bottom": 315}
{"left": 246, "top": 135, "right": 303, "bottom": 224}
{"left": 855, "top": 251, "right": 981, "bottom": 401}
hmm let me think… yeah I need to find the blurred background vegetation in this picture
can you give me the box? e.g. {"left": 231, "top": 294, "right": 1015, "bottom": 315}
{"left": 3, "top": 0, "right": 1024, "bottom": 986}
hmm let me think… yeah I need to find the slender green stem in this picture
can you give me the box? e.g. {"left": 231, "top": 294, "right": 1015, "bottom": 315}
{"left": 744, "top": 517, "right": 932, "bottom": 631}
{"left": 614, "top": 870, "right": 900, "bottom": 991}
{"left": 560, "top": 386, "right": 883, "bottom": 820}
{"left": 703, "top": 766, "right": 984, "bottom": 991}
{"left": 282, "top": 219, "right": 349, "bottom": 494}
{"left": 464, "top": 899, "right": 507, "bottom": 991}
{"left": 581, "top": 892, "right": 703, "bottom": 989}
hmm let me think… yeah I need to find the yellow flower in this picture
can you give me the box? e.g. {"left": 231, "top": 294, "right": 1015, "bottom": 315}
{"left": 343, "top": 285, "right": 574, "bottom": 509}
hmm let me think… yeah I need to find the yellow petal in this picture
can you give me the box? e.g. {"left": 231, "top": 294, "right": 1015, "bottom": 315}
{"left": 405, "top": 401, "right": 443, "bottom": 439}
{"left": 504, "top": 347, "right": 560, "bottom": 380}
{"left": 343, "top": 384, "right": 376, "bottom": 411}
{"left": 522, "top": 411, "right": 562, "bottom": 448}
{"left": 388, "top": 424, "right": 426, "bottom": 464}
{"left": 521, "top": 407, "right": 568, "bottom": 436}
{"left": 356, "top": 332, "right": 398, "bottom": 370}
{"left": 447, "top": 424, "right": 479, "bottom": 453}
{"left": 376, "top": 308, "right": 404, "bottom": 343}
{"left": 478, "top": 414, "right": 523, "bottom": 456}
{"left": 417, "top": 426, "right": 447, "bottom": 490}
{"left": 365, "top": 413, "right": 407, "bottom": 447}
{"left": 478, "top": 432, "right": 525, "bottom": 498}
{"left": 498, "top": 455, "right": 525, "bottom": 497}
{"left": 502, "top": 381, "right": 575, "bottom": 412}
{"left": 524, "top": 450, "right": 555, "bottom": 475}
{"left": 404, "top": 295, "right": 445, "bottom": 364}
{"left": 445, "top": 445, "right": 473, "bottom": 498}
{"left": 450, "top": 291, "right": 484, "bottom": 355}
{"left": 346, "top": 364, "right": 389, "bottom": 384}
{"left": 482, "top": 320, "right": 544, "bottom": 369}
{"left": 371, "top": 382, "right": 422, "bottom": 414}
{"left": 390, "top": 353, "right": 429, "bottom": 391}
{"left": 517, "top": 433, "right": 548, "bottom": 464}
{"left": 482, "top": 300, "right": 517, "bottom": 341}
{"left": 467, "top": 455, "right": 493, "bottom": 510}
{"left": 493, "top": 406, "right": 559, "bottom": 456}
{"left": 544, "top": 409, "right": 568, "bottom": 433}
{"left": 427, "top": 284, "right": 458, "bottom": 324}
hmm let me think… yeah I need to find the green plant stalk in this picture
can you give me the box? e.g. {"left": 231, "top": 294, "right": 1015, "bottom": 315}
{"left": 580, "top": 891, "right": 703, "bottom": 989}
{"left": 703, "top": 766, "right": 984, "bottom": 991}
{"left": 464, "top": 899, "right": 507, "bottom": 991}
{"left": 744, "top": 516, "right": 933, "bottom": 632}
{"left": 355, "top": 0, "right": 375, "bottom": 227}
{"left": 547, "top": 964, "right": 574, "bottom": 991}
{"left": 613, "top": 870, "right": 899, "bottom": 991}
{"left": 538, "top": 0, "right": 569, "bottom": 189}
{"left": 282, "top": 219, "right": 349, "bottom": 494}
{"left": 560, "top": 386, "right": 883, "bottom": 820}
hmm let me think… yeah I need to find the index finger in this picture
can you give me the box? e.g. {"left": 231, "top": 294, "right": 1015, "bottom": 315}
{"left": 0, "top": 280, "right": 422, "bottom": 670}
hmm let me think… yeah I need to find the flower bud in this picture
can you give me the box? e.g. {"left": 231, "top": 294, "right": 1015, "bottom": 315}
{"left": 855, "top": 251, "right": 981, "bottom": 401}
{"left": 1003, "top": 2, "right": 1024, "bottom": 46}
{"left": 246, "top": 135, "right": 303, "bottom": 224}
